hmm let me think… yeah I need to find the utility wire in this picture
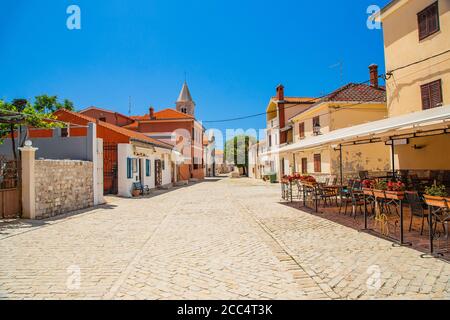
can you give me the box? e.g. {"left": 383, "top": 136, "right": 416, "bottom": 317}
{"left": 387, "top": 49, "right": 450, "bottom": 74}
{"left": 204, "top": 50, "right": 450, "bottom": 123}
{"left": 203, "top": 78, "right": 374, "bottom": 123}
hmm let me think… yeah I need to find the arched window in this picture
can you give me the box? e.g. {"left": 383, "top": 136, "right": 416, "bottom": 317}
{"left": 181, "top": 107, "right": 187, "bottom": 114}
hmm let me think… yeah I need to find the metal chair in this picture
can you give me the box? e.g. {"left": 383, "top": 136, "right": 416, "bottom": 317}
{"left": 294, "top": 180, "right": 304, "bottom": 200}
{"left": 331, "top": 177, "right": 338, "bottom": 186}
{"left": 359, "top": 171, "right": 369, "bottom": 180}
{"left": 350, "top": 189, "right": 365, "bottom": 218}
{"left": 405, "top": 191, "right": 429, "bottom": 235}
{"left": 318, "top": 184, "right": 338, "bottom": 207}
{"left": 409, "top": 174, "right": 423, "bottom": 193}
{"left": 339, "top": 179, "right": 355, "bottom": 215}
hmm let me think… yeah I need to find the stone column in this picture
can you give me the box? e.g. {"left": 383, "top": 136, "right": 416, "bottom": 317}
{"left": 19, "top": 145, "right": 38, "bottom": 219}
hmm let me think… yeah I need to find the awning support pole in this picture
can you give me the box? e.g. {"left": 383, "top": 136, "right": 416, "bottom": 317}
{"left": 339, "top": 144, "right": 343, "bottom": 185}
{"left": 391, "top": 139, "right": 395, "bottom": 181}
{"left": 293, "top": 153, "right": 296, "bottom": 174}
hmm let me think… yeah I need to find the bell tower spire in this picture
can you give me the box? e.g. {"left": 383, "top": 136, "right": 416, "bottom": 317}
{"left": 176, "top": 81, "right": 195, "bottom": 116}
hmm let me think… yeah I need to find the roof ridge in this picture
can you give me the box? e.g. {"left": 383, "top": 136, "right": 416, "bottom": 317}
{"left": 54, "top": 109, "right": 173, "bottom": 149}
{"left": 79, "top": 106, "right": 135, "bottom": 121}
{"left": 154, "top": 108, "right": 195, "bottom": 119}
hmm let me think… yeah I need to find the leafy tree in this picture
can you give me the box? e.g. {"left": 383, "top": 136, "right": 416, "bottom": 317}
{"left": 0, "top": 95, "right": 74, "bottom": 161}
{"left": 224, "top": 134, "right": 256, "bottom": 176}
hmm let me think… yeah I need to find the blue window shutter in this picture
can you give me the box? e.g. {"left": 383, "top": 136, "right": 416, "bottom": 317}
{"left": 146, "top": 159, "right": 150, "bottom": 177}
{"left": 127, "top": 158, "right": 132, "bottom": 179}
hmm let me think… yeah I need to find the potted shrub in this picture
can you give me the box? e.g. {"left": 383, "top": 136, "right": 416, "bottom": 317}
{"left": 301, "top": 175, "right": 317, "bottom": 187}
{"left": 132, "top": 188, "right": 141, "bottom": 197}
{"left": 281, "top": 175, "right": 290, "bottom": 185}
{"left": 424, "top": 184, "right": 448, "bottom": 208}
{"left": 385, "top": 181, "right": 406, "bottom": 200}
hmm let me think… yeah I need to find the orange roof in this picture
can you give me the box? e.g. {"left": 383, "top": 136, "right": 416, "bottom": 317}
{"left": 123, "top": 121, "right": 139, "bottom": 130}
{"left": 131, "top": 108, "right": 194, "bottom": 121}
{"left": 54, "top": 109, "right": 173, "bottom": 150}
{"left": 155, "top": 108, "right": 194, "bottom": 119}
{"left": 130, "top": 115, "right": 149, "bottom": 121}
{"left": 80, "top": 106, "right": 135, "bottom": 121}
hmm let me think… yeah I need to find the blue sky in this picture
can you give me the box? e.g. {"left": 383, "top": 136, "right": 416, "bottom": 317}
{"left": 1, "top": 0, "right": 390, "bottom": 148}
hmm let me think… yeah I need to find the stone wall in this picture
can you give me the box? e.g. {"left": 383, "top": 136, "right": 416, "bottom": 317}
{"left": 34, "top": 160, "right": 94, "bottom": 219}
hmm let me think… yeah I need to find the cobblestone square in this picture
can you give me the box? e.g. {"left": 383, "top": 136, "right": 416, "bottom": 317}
{"left": 0, "top": 177, "right": 448, "bottom": 300}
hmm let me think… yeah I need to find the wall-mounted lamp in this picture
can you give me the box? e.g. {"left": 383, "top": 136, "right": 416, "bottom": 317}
{"left": 313, "top": 124, "right": 322, "bottom": 136}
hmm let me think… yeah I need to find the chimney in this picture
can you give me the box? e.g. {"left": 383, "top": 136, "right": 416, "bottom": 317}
{"left": 276, "top": 85, "right": 287, "bottom": 144}
{"left": 276, "top": 84, "right": 285, "bottom": 101}
{"left": 149, "top": 107, "right": 155, "bottom": 119}
{"left": 369, "top": 64, "right": 379, "bottom": 88}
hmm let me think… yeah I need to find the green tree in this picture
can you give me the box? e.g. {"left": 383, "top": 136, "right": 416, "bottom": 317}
{"left": 224, "top": 134, "right": 256, "bottom": 176}
{"left": 0, "top": 95, "right": 74, "bottom": 161}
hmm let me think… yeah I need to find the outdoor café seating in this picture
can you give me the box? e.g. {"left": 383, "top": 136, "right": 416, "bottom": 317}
{"left": 281, "top": 171, "right": 450, "bottom": 260}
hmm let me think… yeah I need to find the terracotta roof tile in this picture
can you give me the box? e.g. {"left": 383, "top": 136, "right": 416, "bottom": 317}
{"left": 130, "top": 108, "right": 194, "bottom": 121}
{"left": 289, "top": 83, "right": 386, "bottom": 120}
{"left": 323, "top": 83, "right": 386, "bottom": 102}
{"left": 54, "top": 109, "right": 173, "bottom": 149}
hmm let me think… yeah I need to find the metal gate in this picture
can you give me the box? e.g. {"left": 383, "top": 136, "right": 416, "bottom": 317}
{"left": 0, "top": 156, "right": 20, "bottom": 218}
{"left": 103, "top": 143, "right": 118, "bottom": 194}
{"left": 155, "top": 159, "right": 162, "bottom": 187}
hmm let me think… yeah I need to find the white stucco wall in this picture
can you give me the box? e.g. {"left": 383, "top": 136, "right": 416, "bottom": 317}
{"left": 96, "top": 138, "right": 105, "bottom": 205}
{"left": 118, "top": 143, "right": 173, "bottom": 198}
{"left": 161, "top": 152, "right": 171, "bottom": 186}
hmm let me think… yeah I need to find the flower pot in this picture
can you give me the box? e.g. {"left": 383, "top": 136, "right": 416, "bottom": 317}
{"left": 362, "top": 188, "right": 374, "bottom": 196}
{"left": 373, "top": 189, "right": 386, "bottom": 199}
{"left": 385, "top": 191, "right": 405, "bottom": 200}
{"left": 132, "top": 189, "right": 141, "bottom": 197}
{"left": 424, "top": 195, "right": 447, "bottom": 208}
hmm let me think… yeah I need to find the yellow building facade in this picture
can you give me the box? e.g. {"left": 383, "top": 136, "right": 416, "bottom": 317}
{"left": 285, "top": 98, "right": 391, "bottom": 180}
{"left": 381, "top": 0, "right": 450, "bottom": 170}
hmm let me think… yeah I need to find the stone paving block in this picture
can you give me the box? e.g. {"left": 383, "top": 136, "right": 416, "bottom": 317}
{"left": 0, "top": 177, "right": 448, "bottom": 300}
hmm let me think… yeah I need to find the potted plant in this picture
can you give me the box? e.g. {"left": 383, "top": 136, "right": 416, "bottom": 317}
{"left": 385, "top": 181, "right": 406, "bottom": 200}
{"left": 362, "top": 179, "right": 375, "bottom": 196}
{"left": 424, "top": 184, "right": 448, "bottom": 208}
{"left": 372, "top": 180, "right": 388, "bottom": 198}
{"left": 300, "top": 175, "right": 317, "bottom": 187}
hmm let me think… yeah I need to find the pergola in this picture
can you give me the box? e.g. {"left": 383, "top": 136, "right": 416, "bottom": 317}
{"left": 277, "top": 105, "right": 450, "bottom": 258}
{"left": 0, "top": 110, "right": 27, "bottom": 125}
{"left": 274, "top": 105, "right": 450, "bottom": 184}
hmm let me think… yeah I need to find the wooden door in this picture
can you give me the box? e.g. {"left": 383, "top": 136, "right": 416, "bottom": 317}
{"left": 103, "top": 143, "right": 118, "bottom": 194}
{"left": 0, "top": 158, "right": 20, "bottom": 218}
{"left": 301, "top": 158, "right": 308, "bottom": 174}
{"left": 155, "top": 159, "right": 162, "bottom": 187}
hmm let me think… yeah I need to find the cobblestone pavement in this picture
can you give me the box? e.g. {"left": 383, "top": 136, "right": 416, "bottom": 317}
{"left": 0, "top": 177, "right": 448, "bottom": 300}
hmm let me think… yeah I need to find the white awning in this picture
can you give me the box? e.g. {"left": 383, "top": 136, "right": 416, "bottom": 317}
{"left": 263, "top": 105, "right": 450, "bottom": 155}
